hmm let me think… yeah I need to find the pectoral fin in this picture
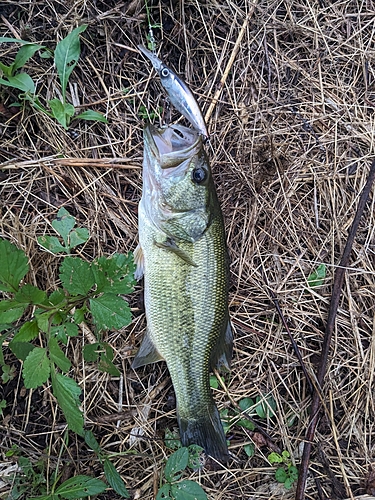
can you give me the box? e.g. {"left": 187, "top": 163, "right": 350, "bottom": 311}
{"left": 132, "top": 329, "right": 164, "bottom": 368}
{"left": 134, "top": 243, "right": 145, "bottom": 280}
{"left": 210, "top": 321, "right": 233, "bottom": 372}
{"left": 154, "top": 238, "right": 197, "bottom": 267}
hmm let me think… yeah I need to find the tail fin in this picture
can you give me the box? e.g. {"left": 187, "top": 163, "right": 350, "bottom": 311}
{"left": 178, "top": 405, "right": 229, "bottom": 462}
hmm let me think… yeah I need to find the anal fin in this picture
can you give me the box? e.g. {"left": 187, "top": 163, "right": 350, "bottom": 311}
{"left": 210, "top": 320, "right": 233, "bottom": 372}
{"left": 132, "top": 329, "right": 164, "bottom": 369}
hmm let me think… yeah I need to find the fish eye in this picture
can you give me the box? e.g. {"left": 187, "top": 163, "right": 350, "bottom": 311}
{"left": 161, "top": 67, "right": 170, "bottom": 78}
{"left": 191, "top": 167, "right": 207, "bottom": 184}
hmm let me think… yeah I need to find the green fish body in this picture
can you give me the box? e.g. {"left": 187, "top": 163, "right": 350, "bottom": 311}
{"left": 133, "top": 124, "right": 232, "bottom": 461}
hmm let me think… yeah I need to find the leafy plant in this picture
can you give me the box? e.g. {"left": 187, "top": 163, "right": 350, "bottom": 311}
{"left": 156, "top": 447, "right": 207, "bottom": 500}
{"left": 0, "top": 208, "right": 135, "bottom": 435}
{"left": 219, "top": 394, "right": 276, "bottom": 457}
{"left": 5, "top": 453, "right": 107, "bottom": 500}
{"left": 0, "top": 27, "right": 107, "bottom": 128}
{"left": 3, "top": 432, "right": 130, "bottom": 499}
{"left": 268, "top": 450, "right": 299, "bottom": 489}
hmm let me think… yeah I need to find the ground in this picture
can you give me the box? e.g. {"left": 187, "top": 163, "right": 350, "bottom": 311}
{"left": 0, "top": 0, "right": 375, "bottom": 499}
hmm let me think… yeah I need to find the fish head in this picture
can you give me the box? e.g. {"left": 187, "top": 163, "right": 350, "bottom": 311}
{"left": 142, "top": 124, "right": 215, "bottom": 241}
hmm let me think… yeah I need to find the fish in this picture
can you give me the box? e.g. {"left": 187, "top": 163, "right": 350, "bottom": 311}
{"left": 132, "top": 123, "right": 232, "bottom": 461}
{"left": 138, "top": 45, "right": 209, "bottom": 140}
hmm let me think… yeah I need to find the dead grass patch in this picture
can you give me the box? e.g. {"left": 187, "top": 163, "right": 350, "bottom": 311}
{"left": 1, "top": 0, "right": 374, "bottom": 499}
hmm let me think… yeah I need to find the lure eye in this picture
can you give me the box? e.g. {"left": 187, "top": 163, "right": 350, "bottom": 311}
{"left": 161, "top": 67, "right": 170, "bottom": 78}
{"left": 191, "top": 167, "right": 207, "bottom": 184}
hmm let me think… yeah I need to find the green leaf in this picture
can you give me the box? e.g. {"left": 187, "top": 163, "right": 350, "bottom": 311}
{"left": 0, "top": 73, "right": 35, "bottom": 92}
{"left": 23, "top": 347, "right": 50, "bottom": 388}
{"left": 49, "top": 98, "right": 75, "bottom": 129}
{"left": 98, "top": 354, "right": 120, "bottom": 376}
{"left": 307, "top": 263, "right": 326, "bottom": 288}
{"left": 268, "top": 452, "right": 283, "bottom": 464}
{"left": 255, "top": 395, "right": 276, "bottom": 419}
{"left": 284, "top": 477, "right": 295, "bottom": 489}
{"left": 289, "top": 465, "right": 299, "bottom": 480}
{"left": 49, "top": 336, "right": 71, "bottom": 372}
{"left": 104, "top": 459, "right": 130, "bottom": 498}
{"left": 36, "top": 311, "right": 54, "bottom": 333}
{"left": 187, "top": 444, "right": 203, "bottom": 470}
{"left": 51, "top": 371, "right": 83, "bottom": 435}
{"left": 170, "top": 480, "right": 207, "bottom": 500}
{"left": 54, "top": 25, "right": 87, "bottom": 101}
{"left": 209, "top": 375, "right": 218, "bottom": 389}
{"left": 0, "top": 37, "right": 39, "bottom": 44}
{"left": 0, "top": 61, "right": 12, "bottom": 78}
{"left": 68, "top": 228, "right": 89, "bottom": 249}
{"left": 83, "top": 343, "right": 100, "bottom": 362}
{"left": 75, "top": 109, "right": 108, "bottom": 123}
{"left": 0, "top": 399, "right": 6, "bottom": 416}
{"left": 73, "top": 307, "right": 85, "bottom": 324}
{"left": 13, "top": 43, "right": 44, "bottom": 73}
{"left": 0, "top": 300, "right": 26, "bottom": 323}
{"left": 15, "top": 284, "right": 47, "bottom": 304}
{"left": 164, "top": 447, "right": 189, "bottom": 483}
{"left": 59, "top": 256, "right": 95, "bottom": 295}
{"left": 13, "top": 320, "right": 39, "bottom": 342}
{"left": 89, "top": 294, "right": 132, "bottom": 331}
{"left": 156, "top": 484, "right": 171, "bottom": 500}
{"left": 54, "top": 475, "right": 106, "bottom": 498}
{"left": 51, "top": 322, "right": 79, "bottom": 344}
{"left": 239, "top": 397, "right": 255, "bottom": 412}
{"left": 244, "top": 443, "right": 255, "bottom": 457}
{"left": 237, "top": 397, "right": 256, "bottom": 429}
{"left": 92, "top": 254, "right": 136, "bottom": 294}
{"left": 275, "top": 467, "right": 287, "bottom": 483}
{"left": 38, "top": 235, "right": 67, "bottom": 254}
{"left": 9, "top": 340, "right": 35, "bottom": 361}
{"left": 48, "top": 289, "right": 66, "bottom": 306}
{"left": 164, "top": 428, "right": 181, "bottom": 451}
{"left": 83, "top": 430, "right": 101, "bottom": 454}
{"left": 1, "top": 364, "right": 16, "bottom": 383}
{"left": 0, "top": 238, "right": 29, "bottom": 292}
{"left": 52, "top": 208, "right": 76, "bottom": 244}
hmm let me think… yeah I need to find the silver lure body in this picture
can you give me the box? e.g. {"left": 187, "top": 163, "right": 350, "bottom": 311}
{"left": 138, "top": 45, "right": 209, "bottom": 140}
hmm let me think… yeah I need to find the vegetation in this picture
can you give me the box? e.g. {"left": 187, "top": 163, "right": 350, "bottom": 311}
{"left": 0, "top": 27, "right": 107, "bottom": 129}
{"left": 1, "top": 0, "right": 374, "bottom": 498}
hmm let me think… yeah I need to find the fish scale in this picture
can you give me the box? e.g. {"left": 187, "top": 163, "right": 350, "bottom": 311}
{"left": 133, "top": 124, "right": 232, "bottom": 461}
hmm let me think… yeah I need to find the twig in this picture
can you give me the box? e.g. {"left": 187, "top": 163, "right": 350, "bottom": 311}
{"left": 295, "top": 158, "right": 375, "bottom": 500}
{"left": 268, "top": 288, "right": 314, "bottom": 394}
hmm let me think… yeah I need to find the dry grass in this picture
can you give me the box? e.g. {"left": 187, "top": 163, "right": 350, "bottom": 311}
{"left": 1, "top": 0, "right": 375, "bottom": 499}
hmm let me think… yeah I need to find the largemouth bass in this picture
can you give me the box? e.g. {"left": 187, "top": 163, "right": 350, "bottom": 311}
{"left": 138, "top": 45, "right": 209, "bottom": 140}
{"left": 133, "top": 123, "right": 232, "bottom": 461}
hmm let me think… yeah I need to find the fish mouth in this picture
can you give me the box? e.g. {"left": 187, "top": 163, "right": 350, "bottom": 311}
{"left": 144, "top": 124, "right": 202, "bottom": 169}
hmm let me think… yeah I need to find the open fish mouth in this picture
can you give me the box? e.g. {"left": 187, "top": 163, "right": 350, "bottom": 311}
{"left": 144, "top": 124, "right": 202, "bottom": 169}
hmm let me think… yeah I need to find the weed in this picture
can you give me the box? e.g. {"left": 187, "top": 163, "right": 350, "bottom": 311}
{"left": 0, "top": 208, "right": 135, "bottom": 433}
{"left": 268, "top": 450, "right": 299, "bottom": 489}
{"left": 0, "top": 28, "right": 107, "bottom": 129}
{"left": 0, "top": 208, "right": 134, "bottom": 497}
{"left": 156, "top": 447, "right": 207, "bottom": 500}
